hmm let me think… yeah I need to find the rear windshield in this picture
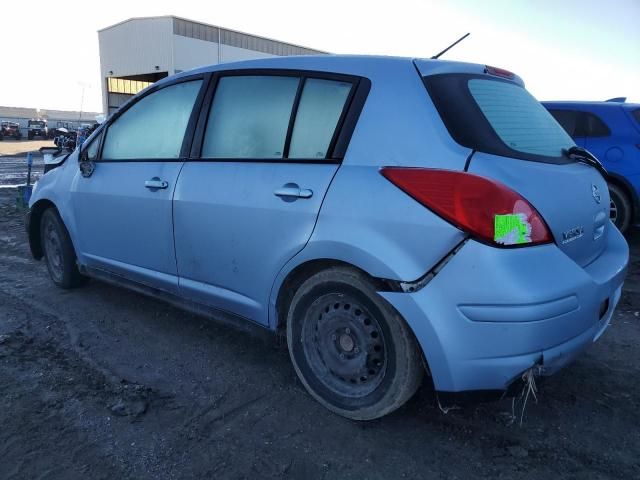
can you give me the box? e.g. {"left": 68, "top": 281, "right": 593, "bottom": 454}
{"left": 424, "top": 73, "right": 575, "bottom": 162}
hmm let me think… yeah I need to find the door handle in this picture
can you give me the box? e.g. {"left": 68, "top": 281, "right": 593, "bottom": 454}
{"left": 274, "top": 184, "right": 313, "bottom": 199}
{"left": 145, "top": 178, "right": 169, "bottom": 190}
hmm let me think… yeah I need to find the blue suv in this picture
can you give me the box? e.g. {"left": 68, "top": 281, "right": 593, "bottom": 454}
{"left": 27, "top": 56, "right": 628, "bottom": 419}
{"left": 543, "top": 99, "right": 640, "bottom": 233}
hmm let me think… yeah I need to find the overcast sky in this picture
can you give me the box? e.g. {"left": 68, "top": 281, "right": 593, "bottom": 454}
{"left": 0, "top": 0, "right": 638, "bottom": 113}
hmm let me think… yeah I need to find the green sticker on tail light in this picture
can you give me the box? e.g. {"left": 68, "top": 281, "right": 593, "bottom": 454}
{"left": 494, "top": 213, "right": 532, "bottom": 245}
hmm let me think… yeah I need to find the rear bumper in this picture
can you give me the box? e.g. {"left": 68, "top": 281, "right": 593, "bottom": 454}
{"left": 381, "top": 225, "right": 629, "bottom": 393}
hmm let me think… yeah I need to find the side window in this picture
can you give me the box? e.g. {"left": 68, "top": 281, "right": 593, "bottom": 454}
{"left": 584, "top": 112, "right": 611, "bottom": 137}
{"left": 84, "top": 131, "right": 102, "bottom": 160}
{"left": 548, "top": 109, "right": 582, "bottom": 137}
{"left": 202, "top": 76, "right": 299, "bottom": 158}
{"left": 288, "top": 78, "right": 352, "bottom": 159}
{"left": 102, "top": 80, "right": 202, "bottom": 160}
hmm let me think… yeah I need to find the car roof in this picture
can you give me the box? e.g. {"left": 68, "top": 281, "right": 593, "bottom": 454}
{"left": 159, "top": 54, "right": 512, "bottom": 86}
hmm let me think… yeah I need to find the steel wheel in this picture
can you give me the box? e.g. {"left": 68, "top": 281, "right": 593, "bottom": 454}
{"left": 287, "top": 267, "right": 424, "bottom": 420}
{"left": 302, "top": 293, "right": 387, "bottom": 398}
{"left": 43, "top": 214, "right": 64, "bottom": 283}
{"left": 609, "top": 198, "right": 618, "bottom": 225}
{"left": 39, "top": 208, "right": 86, "bottom": 289}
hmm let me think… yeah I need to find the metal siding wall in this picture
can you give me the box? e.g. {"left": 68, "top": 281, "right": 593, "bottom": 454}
{"left": 172, "top": 35, "right": 220, "bottom": 73}
{"left": 99, "top": 18, "right": 173, "bottom": 113}
{"left": 172, "top": 18, "right": 322, "bottom": 56}
{"left": 219, "top": 43, "right": 275, "bottom": 63}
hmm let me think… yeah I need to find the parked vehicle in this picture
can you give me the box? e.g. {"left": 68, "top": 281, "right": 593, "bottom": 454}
{"left": 49, "top": 121, "right": 72, "bottom": 139}
{"left": 0, "top": 121, "right": 22, "bottom": 140}
{"left": 28, "top": 119, "right": 48, "bottom": 139}
{"left": 52, "top": 128, "right": 77, "bottom": 152}
{"left": 26, "top": 56, "right": 628, "bottom": 420}
{"left": 543, "top": 99, "right": 640, "bottom": 233}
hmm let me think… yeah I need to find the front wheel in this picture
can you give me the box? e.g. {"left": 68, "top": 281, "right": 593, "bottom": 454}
{"left": 40, "top": 208, "right": 86, "bottom": 289}
{"left": 609, "top": 183, "right": 632, "bottom": 234}
{"left": 287, "top": 267, "right": 424, "bottom": 420}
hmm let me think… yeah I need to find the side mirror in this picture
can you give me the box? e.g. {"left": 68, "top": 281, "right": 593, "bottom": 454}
{"left": 79, "top": 156, "right": 95, "bottom": 178}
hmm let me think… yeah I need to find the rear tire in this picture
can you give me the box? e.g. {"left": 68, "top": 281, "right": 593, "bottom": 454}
{"left": 286, "top": 266, "right": 424, "bottom": 420}
{"left": 40, "top": 208, "right": 86, "bottom": 289}
{"left": 608, "top": 183, "right": 632, "bottom": 234}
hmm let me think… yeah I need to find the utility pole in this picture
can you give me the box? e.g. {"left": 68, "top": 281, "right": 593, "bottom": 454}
{"left": 77, "top": 81, "right": 90, "bottom": 124}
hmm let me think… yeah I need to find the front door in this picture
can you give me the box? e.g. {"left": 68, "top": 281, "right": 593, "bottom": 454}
{"left": 173, "top": 74, "right": 356, "bottom": 324}
{"left": 71, "top": 78, "right": 205, "bottom": 293}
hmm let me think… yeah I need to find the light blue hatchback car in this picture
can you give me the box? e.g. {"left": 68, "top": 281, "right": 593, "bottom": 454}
{"left": 27, "top": 56, "right": 628, "bottom": 420}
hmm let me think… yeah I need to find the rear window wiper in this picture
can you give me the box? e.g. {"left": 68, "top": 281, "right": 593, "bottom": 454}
{"left": 562, "top": 146, "right": 608, "bottom": 178}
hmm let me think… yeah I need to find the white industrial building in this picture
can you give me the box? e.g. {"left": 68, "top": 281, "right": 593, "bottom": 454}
{"left": 99, "top": 16, "right": 326, "bottom": 115}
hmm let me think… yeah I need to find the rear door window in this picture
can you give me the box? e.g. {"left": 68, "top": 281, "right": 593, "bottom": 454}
{"left": 548, "top": 110, "right": 584, "bottom": 137}
{"left": 288, "top": 78, "right": 352, "bottom": 159}
{"left": 201, "top": 75, "right": 354, "bottom": 160}
{"left": 202, "top": 76, "right": 299, "bottom": 158}
{"left": 584, "top": 112, "right": 610, "bottom": 137}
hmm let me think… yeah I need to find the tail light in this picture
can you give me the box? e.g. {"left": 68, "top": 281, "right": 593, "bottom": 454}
{"left": 381, "top": 167, "right": 552, "bottom": 247}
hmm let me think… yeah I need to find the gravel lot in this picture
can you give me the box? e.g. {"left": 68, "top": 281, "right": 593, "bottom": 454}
{"left": 0, "top": 139, "right": 54, "bottom": 159}
{"left": 0, "top": 156, "right": 639, "bottom": 479}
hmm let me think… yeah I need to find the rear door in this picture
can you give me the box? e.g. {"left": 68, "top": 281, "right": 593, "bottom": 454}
{"left": 173, "top": 72, "right": 363, "bottom": 324}
{"left": 71, "top": 77, "right": 205, "bottom": 293}
{"left": 419, "top": 65, "right": 609, "bottom": 266}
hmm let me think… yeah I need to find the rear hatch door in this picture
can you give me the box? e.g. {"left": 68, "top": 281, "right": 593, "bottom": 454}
{"left": 417, "top": 60, "right": 609, "bottom": 266}
{"left": 468, "top": 152, "right": 609, "bottom": 267}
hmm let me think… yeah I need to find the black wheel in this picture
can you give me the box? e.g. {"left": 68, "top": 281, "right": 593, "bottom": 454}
{"left": 287, "top": 267, "right": 424, "bottom": 420}
{"left": 28, "top": 133, "right": 33, "bottom": 140}
{"left": 40, "top": 208, "right": 86, "bottom": 289}
{"left": 609, "top": 183, "right": 632, "bottom": 234}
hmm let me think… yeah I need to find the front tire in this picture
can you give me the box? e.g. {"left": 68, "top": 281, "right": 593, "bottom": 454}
{"left": 609, "top": 183, "right": 632, "bottom": 234}
{"left": 287, "top": 267, "right": 424, "bottom": 420}
{"left": 40, "top": 208, "right": 86, "bottom": 289}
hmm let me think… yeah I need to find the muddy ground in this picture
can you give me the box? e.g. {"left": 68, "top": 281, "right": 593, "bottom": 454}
{"left": 0, "top": 139, "right": 54, "bottom": 159}
{"left": 0, "top": 158, "right": 639, "bottom": 479}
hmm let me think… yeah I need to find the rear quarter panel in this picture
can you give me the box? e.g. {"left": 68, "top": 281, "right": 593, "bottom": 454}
{"left": 269, "top": 165, "right": 466, "bottom": 326}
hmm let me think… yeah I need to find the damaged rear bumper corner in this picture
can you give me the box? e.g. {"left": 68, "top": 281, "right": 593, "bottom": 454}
{"left": 379, "top": 227, "right": 628, "bottom": 394}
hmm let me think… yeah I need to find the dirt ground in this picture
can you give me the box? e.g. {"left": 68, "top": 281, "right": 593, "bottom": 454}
{"left": 0, "top": 139, "right": 54, "bottom": 158}
{"left": 0, "top": 159, "right": 639, "bottom": 479}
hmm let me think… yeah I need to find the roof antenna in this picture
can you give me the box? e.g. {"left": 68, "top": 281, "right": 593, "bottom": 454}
{"left": 431, "top": 33, "right": 470, "bottom": 59}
